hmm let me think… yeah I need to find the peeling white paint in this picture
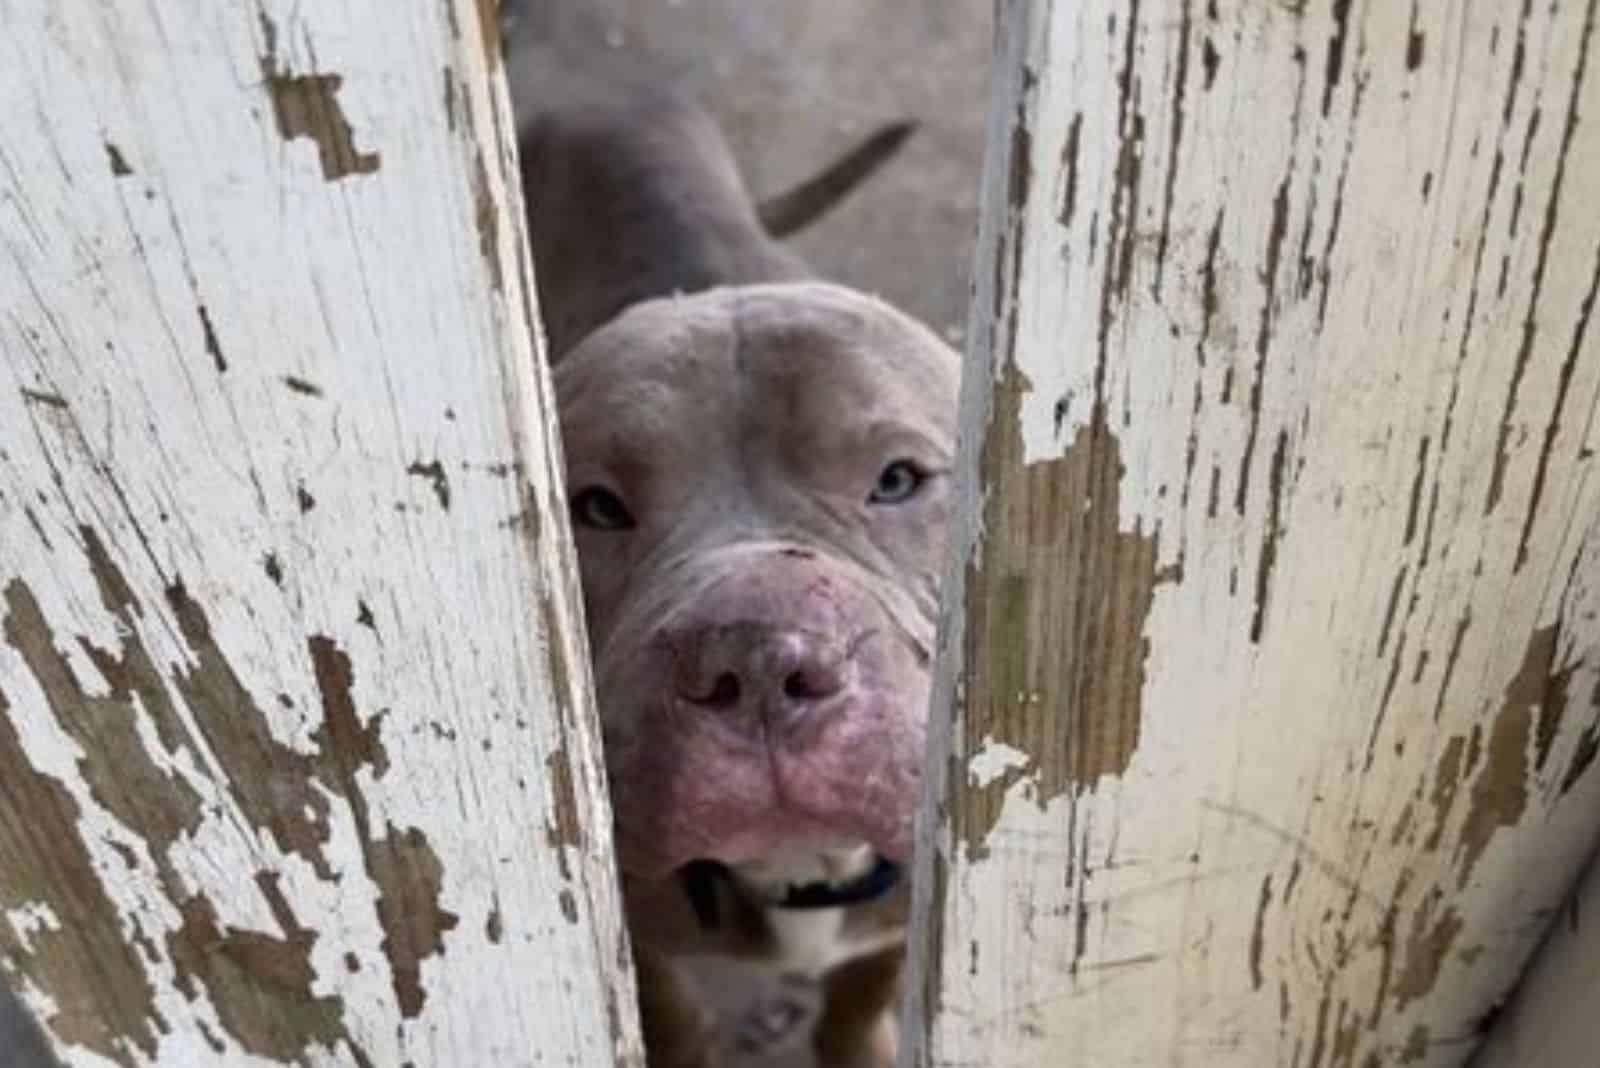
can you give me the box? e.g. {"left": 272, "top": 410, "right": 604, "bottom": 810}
{"left": 4, "top": 903, "right": 61, "bottom": 954}
{"left": 967, "top": 736, "right": 1033, "bottom": 789}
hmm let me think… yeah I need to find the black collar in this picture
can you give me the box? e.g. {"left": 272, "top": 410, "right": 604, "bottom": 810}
{"left": 680, "top": 856, "right": 901, "bottom": 930}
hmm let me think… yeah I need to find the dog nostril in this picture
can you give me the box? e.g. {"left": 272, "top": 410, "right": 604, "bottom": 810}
{"left": 782, "top": 666, "right": 842, "bottom": 702}
{"left": 697, "top": 672, "right": 740, "bottom": 707}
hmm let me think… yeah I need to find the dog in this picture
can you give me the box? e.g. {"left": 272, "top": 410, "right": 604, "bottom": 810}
{"left": 503, "top": 9, "right": 960, "bottom": 1065}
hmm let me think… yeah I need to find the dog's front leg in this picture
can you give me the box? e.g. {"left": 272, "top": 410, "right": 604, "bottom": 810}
{"left": 812, "top": 941, "right": 904, "bottom": 1068}
{"left": 635, "top": 945, "right": 720, "bottom": 1068}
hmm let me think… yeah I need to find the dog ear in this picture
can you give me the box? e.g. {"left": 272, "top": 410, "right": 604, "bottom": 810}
{"left": 757, "top": 121, "right": 919, "bottom": 238}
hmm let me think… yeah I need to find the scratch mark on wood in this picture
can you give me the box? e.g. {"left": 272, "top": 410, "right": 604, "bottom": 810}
{"left": 1402, "top": 436, "right": 1431, "bottom": 546}
{"left": 105, "top": 142, "right": 133, "bottom": 176}
{"left": 198, "top": 304, "right": 226, "bottom": 373}
{"left": 1249, "top": 430, "right": 1289, "bottom": 643}
{"left": 1322, "top": 0, "right": 1354, "bottom": 117}
{"left": 1201, "top": 801, "right": 1379, "bottom": 909}
{"left": 1249, "top": 874, "right": 1273, "bottom": 990}
{"left": 1431, "top": 613, "right": 1473, "bottom": 722}
{"left": 1057, "top": 113, "right": 1083, "bottom": 229}
{"left": 1405, "top": 1, "right": 1425, "bottom": 71}
{"left": 1560, "top": 715, "right": 1600, "bottom": 794}
{"left": 19, "top": 388, "right": 68, "bottom": 410}
{"left": 1376, "top": 566, "right": 1409, "bottom": 658}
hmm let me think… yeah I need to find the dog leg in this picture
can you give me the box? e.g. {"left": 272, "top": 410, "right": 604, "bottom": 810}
{"left": 635, "top": 947, "right": 721, "bottom": 1068}
{"left": 812, "top": 942, "right": 904, "bottom": 1068}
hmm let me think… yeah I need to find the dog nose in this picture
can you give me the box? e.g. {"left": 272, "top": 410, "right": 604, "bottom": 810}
{"left": 674, "top": 624, "right": 849, "bottom": 723}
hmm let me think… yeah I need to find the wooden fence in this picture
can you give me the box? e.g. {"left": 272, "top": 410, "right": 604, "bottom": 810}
{"left": 3, "top": 1, "right": 1597, "bottom": 1066}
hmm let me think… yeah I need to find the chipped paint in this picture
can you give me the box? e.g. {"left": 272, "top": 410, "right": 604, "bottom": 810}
{"left": 405, "top": 459, "right": 452, "bottom": 510}
{"left": 5, "top": 903, "right": 62, "bottom": 955}
{"left": 260, "top": 16, "right": 381, "bottom": 182}
{"left": 104, "top": 143, "right": 132, "bottom": 176}
{"left": 1452, "top": 626, "right": 1569, "bottom": 887}
{"left": 166, "top": 886, "right": 353, "bottom": 1061}
{"left": 966, "top": 736, "right": 1032, "bottom": 789}
{"left": 956, "top": 359, "right": 1162, "bottom": 859}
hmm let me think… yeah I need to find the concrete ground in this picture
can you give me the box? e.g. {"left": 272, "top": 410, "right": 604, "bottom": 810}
{"left": 0, "top": 4, "right": 990, "bottom": 1064}
{"left": 574, "top": 0, "right": 992, "bottom": 347}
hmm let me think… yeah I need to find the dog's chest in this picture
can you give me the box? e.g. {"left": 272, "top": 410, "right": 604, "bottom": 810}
{"left": 753, "top": 894, "right": 906, "bottom": 977}
{"left": 764, "top": 905, "right": 850, "bottom": 974}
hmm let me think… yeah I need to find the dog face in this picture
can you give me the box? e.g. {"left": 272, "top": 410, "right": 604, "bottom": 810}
{"left": 554, "top": 281, "right": 959, "bottom": 884}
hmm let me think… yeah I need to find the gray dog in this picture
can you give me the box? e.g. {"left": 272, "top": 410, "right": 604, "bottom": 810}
{"left": 504, "top": 9, "right": 960, "bottom": 1066}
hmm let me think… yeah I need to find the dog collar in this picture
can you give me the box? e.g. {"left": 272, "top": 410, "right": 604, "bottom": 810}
{"left": 679, "top": 856, "right": 902, "bottom": 931}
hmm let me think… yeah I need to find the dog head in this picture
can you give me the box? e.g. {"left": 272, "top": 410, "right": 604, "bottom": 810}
{"left": 554, "top": 281, "right": 959, "bottom": 885}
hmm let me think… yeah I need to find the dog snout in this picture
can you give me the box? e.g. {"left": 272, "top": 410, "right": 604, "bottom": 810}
{"left": 673, "top": 622, "right": 851, "bottom": 726}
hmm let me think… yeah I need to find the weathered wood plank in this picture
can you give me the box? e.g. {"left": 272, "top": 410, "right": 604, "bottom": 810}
{"left": 1470, "top": 846, "right": 1600, "bottom": 1067}
{"left": 906, "top": 1, "right": 1600, "bottom": 1065}
{"left": 0, "top": 2, "right": 640, "bottom": 1065}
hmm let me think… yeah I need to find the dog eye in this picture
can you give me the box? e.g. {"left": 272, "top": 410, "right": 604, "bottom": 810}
{"left": 868, "top": 460, "right": 926, "bottom": 505}
{"left": 570, "top": 486, "right": 636, "bottom": 530}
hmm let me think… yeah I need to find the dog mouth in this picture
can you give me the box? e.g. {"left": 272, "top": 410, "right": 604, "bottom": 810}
{"left": 678, "top": 853, "right": 902, "bottom": 930}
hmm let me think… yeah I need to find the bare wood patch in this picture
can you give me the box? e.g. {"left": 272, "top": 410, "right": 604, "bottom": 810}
{"left": 259, "top": 15, "right": 381, "bottom": 181}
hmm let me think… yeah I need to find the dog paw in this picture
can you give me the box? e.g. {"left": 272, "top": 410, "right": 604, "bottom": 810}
{"left": 733, "top": 981, "right": 812, "bottom": 1056}
{"left": 813, "top": 1012, "right": 896, "bottom": 1068}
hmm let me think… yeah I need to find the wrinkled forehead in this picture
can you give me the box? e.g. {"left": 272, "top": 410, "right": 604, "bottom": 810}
{"left": 551, "top": 282, "right": 960, "bottom": 437}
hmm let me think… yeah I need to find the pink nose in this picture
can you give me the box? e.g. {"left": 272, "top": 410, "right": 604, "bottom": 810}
{"left": 673, "top": 623, "right": 850, "bottom": 725}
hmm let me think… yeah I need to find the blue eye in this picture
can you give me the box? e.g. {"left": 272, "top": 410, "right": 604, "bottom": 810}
{"left": 571, "top": 486, "right": 636, "bottom": 530}
{"left": 868, "top": 460, "right": 926, "bottom": 505}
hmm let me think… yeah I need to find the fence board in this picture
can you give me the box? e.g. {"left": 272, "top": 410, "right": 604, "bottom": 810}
{"left": 0, "top": 2, "right": 639, "bottom": 1064}
{"left": 906, "top": 1, "right": 1600, "bottom": 1065}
